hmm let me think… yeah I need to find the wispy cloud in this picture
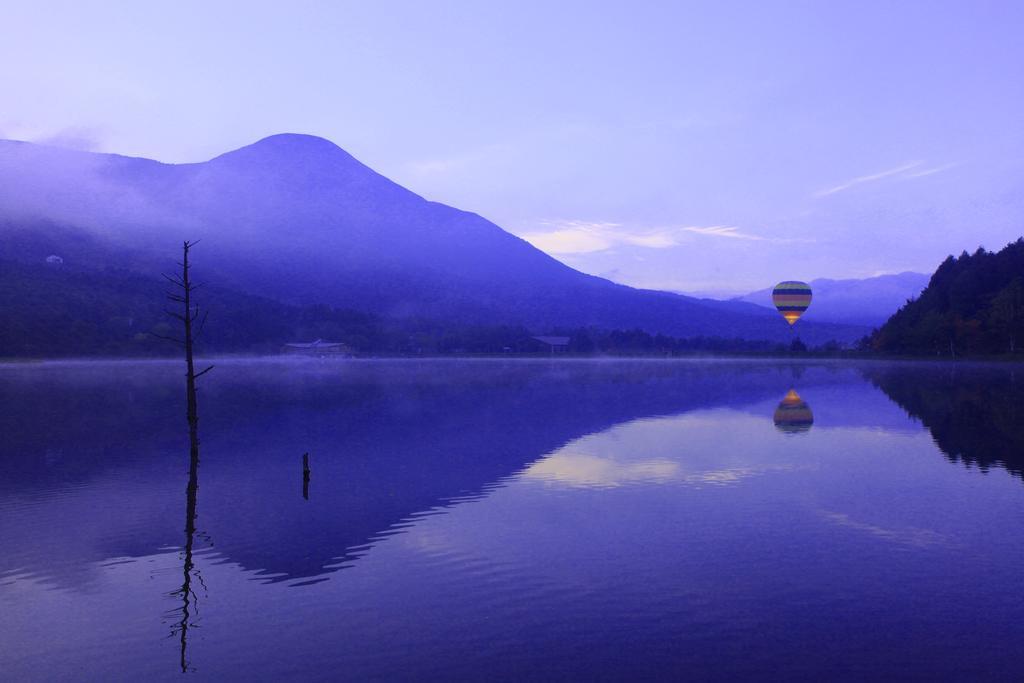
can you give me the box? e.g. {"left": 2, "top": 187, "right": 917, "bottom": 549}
{"left": 815, "top": 159, "right": 960, "bottom": 197}
{"left": 516, "top": 220, "right": 782, "bottom": 255}
{"left": 815, "top": 161, "right": 924, "bottom": 197}
{"left": 901, "top": 161, "right": 960, "bottom": 179}
{"left": 0, "top": 122, "right": 106, "bottom": 151}
{"left": 681, "top": 226, "right": 766, "bottom": 241}
{"left": 518, "top": 222, "right": 619, "bottom": 254}
{"left": 36, "top": 126, "right": 105, "bottom": 152}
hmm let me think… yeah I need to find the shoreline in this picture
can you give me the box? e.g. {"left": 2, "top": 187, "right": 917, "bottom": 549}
{"left": 2, "top": 354, "right": 1022, "bottom": 367}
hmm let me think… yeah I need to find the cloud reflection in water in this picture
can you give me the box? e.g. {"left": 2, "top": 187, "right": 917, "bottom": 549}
{"left": 522, "top": 410, "right": 798, "bottom": 489}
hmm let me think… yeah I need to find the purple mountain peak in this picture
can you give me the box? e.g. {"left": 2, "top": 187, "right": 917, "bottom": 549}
{"left": 206, "top": 132, "right": 362, "bottom": 170}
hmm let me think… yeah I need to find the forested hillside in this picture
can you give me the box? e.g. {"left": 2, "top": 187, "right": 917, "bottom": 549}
{"left": 0, "top": 260, "right": 386, "bottom": 357}
{"left": 0, "top": 259, "right": 808, "bottom": 358}
{"left": 871, "top": 239, "right": 1024, "bottom": 356}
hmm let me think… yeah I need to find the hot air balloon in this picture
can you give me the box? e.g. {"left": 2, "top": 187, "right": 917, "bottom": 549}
{"left": 773, "top": 389, "right": 814, "bottom": 434}
{"left": 772, "top": 281, "right": 812, "bottom": 325}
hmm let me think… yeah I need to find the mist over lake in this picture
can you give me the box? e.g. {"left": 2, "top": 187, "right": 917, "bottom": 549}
{"left": 2, "top": 358, "right": 1022, "bottom": 681}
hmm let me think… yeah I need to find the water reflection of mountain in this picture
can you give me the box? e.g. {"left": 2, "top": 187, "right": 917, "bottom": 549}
{"left": 866, "top": 364, "right": 1024, "bottom": 480}
{"left": 0, "top": 360, "right": 879, "bottom": 586}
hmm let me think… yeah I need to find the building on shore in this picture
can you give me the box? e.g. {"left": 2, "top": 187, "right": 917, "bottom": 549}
{"left": 532, "top": 336, "right": 570, "bottom": 354}
{"left": 281, "top": 339, "right": 353, "bottom": 357}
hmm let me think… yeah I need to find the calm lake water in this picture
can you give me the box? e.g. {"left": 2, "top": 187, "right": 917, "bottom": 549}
{"left": 1, "top": 358, "right": 1023, "bottom": 681}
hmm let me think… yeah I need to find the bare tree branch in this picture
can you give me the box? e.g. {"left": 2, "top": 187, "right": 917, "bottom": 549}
{"left": 195, "top": 310, "right": 210, "bottom": 338}
{"left": 162, "top": 273, "right": 186, "bottom": 287}
{"left": 150, "top": 332, "right": 185, "bottom": 345}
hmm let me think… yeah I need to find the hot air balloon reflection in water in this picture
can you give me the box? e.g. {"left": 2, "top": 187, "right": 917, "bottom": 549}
{"left": 773, "top": 389, "right": 814, "bottom": 435}
{"left": 773, "top": 281, "right": 812, "bottom": 325}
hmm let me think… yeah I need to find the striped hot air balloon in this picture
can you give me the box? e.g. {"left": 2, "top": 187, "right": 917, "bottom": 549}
{"left": 772, "top": 280, "right": 812, "bottom": 325}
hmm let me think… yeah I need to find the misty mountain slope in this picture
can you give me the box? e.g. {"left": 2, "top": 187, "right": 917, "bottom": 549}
{"left": 735, "top": 273, "right": 930, "bottom": 327}
{"left": 0, "top": 134, "right": 867, "bottom": 342}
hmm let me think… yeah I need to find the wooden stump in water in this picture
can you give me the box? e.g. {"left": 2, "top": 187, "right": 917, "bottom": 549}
{"left": 302, "top": 453, "right": 311, "bottom": 500}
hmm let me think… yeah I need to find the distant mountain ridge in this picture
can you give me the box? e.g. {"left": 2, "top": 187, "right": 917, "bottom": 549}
{"left": 0, "top": 134, "right": 867, "bottom": 344}
{"left": 734, "top": 272, "right": 930, "bottom": 327}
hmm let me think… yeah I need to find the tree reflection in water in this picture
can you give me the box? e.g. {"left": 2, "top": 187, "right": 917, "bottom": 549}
{"left": 167, "top": 422, "right": 205, "bottom": 673}
{"left": 867, "top": 365, "right": 1024, "bottom": 480}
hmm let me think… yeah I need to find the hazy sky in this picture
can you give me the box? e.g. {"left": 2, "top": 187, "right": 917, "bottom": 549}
{"left": 2, "top": 0, "right": 1023, "bottom": 293}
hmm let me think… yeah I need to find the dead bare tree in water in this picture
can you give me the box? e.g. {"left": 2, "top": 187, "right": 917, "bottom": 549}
{"left": 156, "top": 240, "right": 214, "bottom": 432}
{"left": 155, "top": 240, "right": 213, "bottom": 673}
